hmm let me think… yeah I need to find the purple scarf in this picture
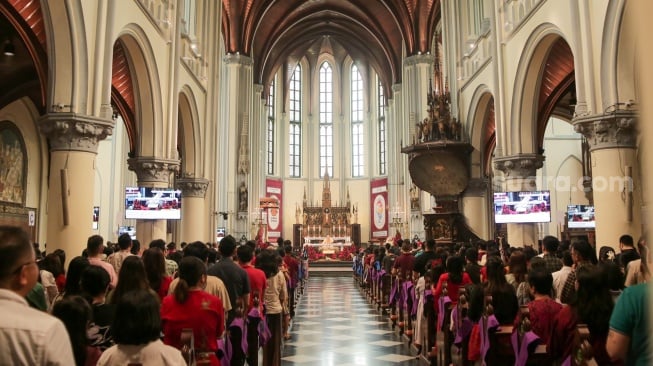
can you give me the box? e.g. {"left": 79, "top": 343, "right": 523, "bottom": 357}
{"left": 479, "top": 315, "right": 499, "bottom": 365}
{"left": 217, "top": 318, "right": 248, "bottom": 365}
{"left": 437, "top": 295, "right": 452, "bottom": 330}
{"left": 248, "top": 307, "right": 271, "bottom": 347}
{"left": 452, "top": 309, "right": 473, "bottom": 347}
{"left": 389, "top": 280, "right": 399, "bottom": 306}
{"left": 511, "top": 330, "right": 541, "bottom": 366}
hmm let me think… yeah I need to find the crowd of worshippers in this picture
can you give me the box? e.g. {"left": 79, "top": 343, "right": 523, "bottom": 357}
{"left": 354, "top": 234, "right": 650, "bottom": 365}
{"left": 0, "top": 226, "right": 305, "bottom": 366}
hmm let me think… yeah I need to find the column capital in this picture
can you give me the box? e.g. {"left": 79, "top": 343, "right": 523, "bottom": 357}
{"left": 127, "top": 157, "right": 180, "bottom": 185}
{"left": 403, "top": 54, "right": 435, "bottom": 67}
{"left": 176, "top": 177, "right": 210, "bottom": 198}
{"left": 38, "top": 113, "right": 114, "bottom": 153}
{"left": 463, "top": 178, "right": 489, "bottom": 197}
{"left": 494, "top": 154, "right": 545, "bottom": 179}
{"left": 223, "top": 53, "right": 253, "bottom": 66}
{"left": 573, "top": 109, "right": 637, "bottom": 151}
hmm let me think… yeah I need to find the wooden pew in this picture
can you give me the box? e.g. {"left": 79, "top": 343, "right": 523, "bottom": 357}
{"left": 483, "top": 297, "right": 515, "bottom": 365}
{"left": 451, "top": 288, "right": 469, "bottom": 366}
{"left": 435, "top": 282, "right": 453, "bottom": 365}
{"left": 515, "top": 305, "right": 549, "bottom": 365}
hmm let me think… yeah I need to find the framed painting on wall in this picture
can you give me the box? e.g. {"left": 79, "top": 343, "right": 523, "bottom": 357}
{"left": 0, "top": 122, "right": 27, "bottom": 205}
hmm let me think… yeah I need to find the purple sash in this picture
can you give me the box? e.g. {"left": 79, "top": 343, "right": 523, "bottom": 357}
{"left": 437, "top": 295, "right": 452, "bottom": 330}
{"left": 217, "top": 338, "right": 231, "bottom": 366}
{"left": 479, "top": 315, "right": 499, "bottom": 364}
{"left": 248, "top": 307, "right": 271, "bottom": 347}
{"left": 452, "top": 309, "right": 473, "bottom": 346}
{"left": 402, "top": 281, "right": 414, "bottom": 310}
{"left": 410, "top": 285, "right": 418, "bottom": 316}
{"left": 389, "top": 280, "right": 399, "bottom": 306}
{"left": 510, "top": 330, "right": 540, "bottom": 366}
{"left": 561, "top": 355, "right": 572, "bottom": 366}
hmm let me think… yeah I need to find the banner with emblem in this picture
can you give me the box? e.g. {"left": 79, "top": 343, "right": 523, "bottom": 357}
{"left": 370, "top": 178, "right": 388, "bottom": 239}
{"left": 265, "top": 178, "right": 283, "bottom": 240}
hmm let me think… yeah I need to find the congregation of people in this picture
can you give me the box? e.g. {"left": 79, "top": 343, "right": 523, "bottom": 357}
{"left": 354, "top": 234, "right": 651, "bottom": 365}
{"left": 0, "top": 226, "right": 305, "bottom": 366}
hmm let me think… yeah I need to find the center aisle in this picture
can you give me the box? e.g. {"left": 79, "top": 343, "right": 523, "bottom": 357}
{"left": 281, "top": 276, "right": 422, "bottom": 365}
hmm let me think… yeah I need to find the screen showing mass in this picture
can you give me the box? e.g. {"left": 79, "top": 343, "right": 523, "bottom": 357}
{"left": 493, "top": 191, "right": 551, "bottom": 223}
{"left": 567, "top": 205, "right": 595, "bottom": 228}
{"left": 125, "top": 187, "right": 181, "bottom": 220}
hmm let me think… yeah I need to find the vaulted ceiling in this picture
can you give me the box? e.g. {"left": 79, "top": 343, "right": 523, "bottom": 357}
{"left": 222, "top": 0, "right": 441, "bottom": 92}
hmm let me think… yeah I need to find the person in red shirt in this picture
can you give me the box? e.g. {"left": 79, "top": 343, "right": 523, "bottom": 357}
{"left": 392, "top": 241, "right": 416, "bottom": 281}
{"left": 161, "top": 256, "right": 224, "bottom": 366}
{"left": 237, "top": 243, "right": 267, "bottom": 366}
{"left": 142, "top": 248, "right": 172, "bottom": 301}
{"left": 281, "top": 242, "right": 299, "bottom": 317}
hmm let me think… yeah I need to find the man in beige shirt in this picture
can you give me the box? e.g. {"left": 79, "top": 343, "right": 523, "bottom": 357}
{"left": 167, "top": 241, "right": 231, "bottom": 312}
{"left": 107, "top": 233, "right": 136, "bottom": 275}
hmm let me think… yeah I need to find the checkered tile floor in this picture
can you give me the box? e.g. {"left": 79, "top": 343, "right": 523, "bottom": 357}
{"left": 280, "top": 277, "right": 422, "bottom": 365}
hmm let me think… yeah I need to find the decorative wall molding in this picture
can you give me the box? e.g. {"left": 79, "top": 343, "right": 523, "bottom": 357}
{"left": 127, "top": 156, "right": 180, "bottom": 184}
{"left": 573, "top": 109, "right": 637, "bottom": 151}
{"left": 39, "top": 113, "right": 114, "bottom": 153}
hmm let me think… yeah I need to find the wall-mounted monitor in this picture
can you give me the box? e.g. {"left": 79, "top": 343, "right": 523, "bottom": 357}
{"left": 493, "top": 191, "right": 551, "bottom": 224}
{"left": 567, "top": 204, "right": 595, "bottom": 229}
{"left": 118, "top": 225, "right": 136, "bottom": 240}
{"left": 125, "top": 187, "right": 181, "bottom": 220}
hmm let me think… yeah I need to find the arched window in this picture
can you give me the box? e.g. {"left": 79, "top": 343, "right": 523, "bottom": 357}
{"left": 351, "top": 64, "right": 364, "bottom": 177}
{"left": 267, "top": 78, "right": 275, "bottom": 175}
{"left": 289, "top": 65, "right": 302, "bottom": 177}
{"left": 319, "top": 62, "right": 333, "bottom": 177}
{"left": 377, "top": 77, "right": 386, "bottom": 175}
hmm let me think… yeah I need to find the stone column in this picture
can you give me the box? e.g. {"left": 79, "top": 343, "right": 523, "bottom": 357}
{"left": 39, "top": 113, "right": 114, "bottom": 262}
{"left": 573, "top": 110, "right": 640, "bottom": 249}
{"left": 127, "top": 157, "right": 180, "bottom": 246}
{"left": 462, "top": 178, "right": 491, "bottom": 240}
{"left": 177, "top": 177, "right": 210, "bottom": 242}
{"left": 494, "top": 154, "right": 545, "bottom": 247}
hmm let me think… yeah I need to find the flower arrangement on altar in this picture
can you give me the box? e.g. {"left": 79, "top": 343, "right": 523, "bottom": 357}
{"left": 305, "top": 244, "right": 356, "bottom": 262}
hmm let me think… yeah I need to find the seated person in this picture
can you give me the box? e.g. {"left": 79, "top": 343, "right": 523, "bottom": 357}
{"left": 513, "top": 268, "right": 561, "bottom": 348}
{"left": 97, "top": 289, "right": 185, "bottom": 365}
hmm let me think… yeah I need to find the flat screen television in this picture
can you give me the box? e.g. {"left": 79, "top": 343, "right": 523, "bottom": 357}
{"left": 118, "top": 225, "right": 136, "bottom": 240}
{"left": 125, "top": 187, "right": 181, "bottom": 220}
{"left": 567, "top": 204, "right": 596, "bottom": 228}
{"left": 493, "top": 190, "right": 551, "bottom": 223}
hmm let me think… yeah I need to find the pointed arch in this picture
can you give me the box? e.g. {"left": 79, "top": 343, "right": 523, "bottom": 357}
{"left": 178, "top": 87, "right": 201, "bottom": 177}
{"left": 115, "top": 24, "right": 164, "bottom": 158}
{"left": 467, "top": 85, "right": 495, "bottom": 177}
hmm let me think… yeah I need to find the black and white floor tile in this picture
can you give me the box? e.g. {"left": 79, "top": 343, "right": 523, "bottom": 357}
{"left": 281, "top": 276, "right": 422, "bottom": 365}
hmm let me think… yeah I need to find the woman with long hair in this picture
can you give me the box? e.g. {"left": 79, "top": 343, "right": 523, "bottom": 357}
{"left": 161, "top": 256, "right": 224, "bottom": 366}
{"left": 51, "top": 296, "right": 101, "bottom": 366}
{"left": 432, "top": 255, "right": 472, "bottom": 304}
{"left": 625, "top": 235, "right": 650, "bottom": 286}
{"left": 484, "top": 257, "right": 519, "bottom": 324}
{"left": 107, "top": 256, "right": 152, "bottom": 305}
{"left": 98, "top": 290, "right": 185, "bottom": 365}
{"left": 142, "top": 248, "right": 172, "bottom": 300}
{"left": 39, "top": 253, "right": 63, "bottom": 305}
{"left": 550, "top": 265, "right": 617, "bottom": 364}
{"left": 505, "top": 250, "right": 527, "bottom": 290}
{"left": 256, "top": 249, "right": 287, "bottom": 366}
{"left": 50, "top": 256, "right": 90, "bottom": 311}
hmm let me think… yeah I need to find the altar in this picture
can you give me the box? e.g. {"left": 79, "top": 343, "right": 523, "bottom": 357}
{"left": 303, "top": 236, "right": 352, "bottom": 252}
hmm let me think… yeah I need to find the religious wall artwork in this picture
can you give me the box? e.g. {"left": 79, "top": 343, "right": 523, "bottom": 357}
{"left": 238, "top": 181, "right": 248, "bottom": 212}
{"left": 0, "top": 122, "right": 26, "bottom": 205}
{"left": 410, "top": 183, "right": 420, "bottom": 210}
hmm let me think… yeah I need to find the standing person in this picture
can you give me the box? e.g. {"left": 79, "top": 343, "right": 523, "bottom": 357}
{"left": 161, "top": 257, "right": 224, "bottom": 366}
{"left": 607, "top": 283, "right": 652, "bottom": 365}
{"left": 560, "top": 240, "right": 597, "bottom": 304}
{"left": 86, "top": 235, "right": 117, "bottom": 289}
{"left": 107, "top": 233, "right": 135, "bottom": 275}
{"left": 237, "top": 243, "right": 267, "bottom": 366}
{"left": 107, "top": 256, "right": 155, "bottom": 304}
{"left": 80, "top": 265, "right": 115, "bottom": 351}
{"left": 0, "top": 226, "right": 75, "bottom": 365}
{"left": 541, "top": 236, "right": 563, "bottom": 274}
{"left": 464, "top": 247, "right": 482, "bottom": 284}
{"left": 552, "top": 250, "right": 573, "bottom": 302}
{"left": 392, "top": 241, "right": 416, "bottom": 281}
{"left": 51, "top": 296, "right": 102, "bottom": 366}
{"left": 484, "top": 257, "right": 519, "bottom": 325}
{"left": 207, "top": 235, "right": 250, "bottom": 366}
{"left": 50, "top": 256, "right": 90, "bottom": 310}
{"left": 617, "top": 234, "right": 640, "bottom": 273}
{"left": 256, "top": 249, "right": 287, "bottom": 366}
{"left": 625, "top": 236, "right": 649, "bottom": 286}
{"left": 413, "top": 238, "right": 438, "bottom": 279}
{"left": 149, "top": 239, "right": 178, "bottom": 277}
{"left": 282, "top": 242, "right": 299, "bottom": 317}
{"left": 98, "top": 290, "right": 185, "bottom": 365}
{"left": 142, "top": 248, "right": 172, "bottom": 300}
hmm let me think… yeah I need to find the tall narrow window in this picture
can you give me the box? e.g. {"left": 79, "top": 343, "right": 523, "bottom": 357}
{"left": 351, "top": 65, "right": 364, "bottom": 177}
{"left": 182, "top": 0, "right": 196, "bottom": 36}
{"left": 289, "top": 65, "right": 302, "bottom": 177}
{"left": 267, "top": 79, "right": 275, "bottom": 175}
{"left": 319, "top": 62, "right": 333, "bottom": 177}
{"left": 378, "top": 78, "right": 387, "bottom": 175}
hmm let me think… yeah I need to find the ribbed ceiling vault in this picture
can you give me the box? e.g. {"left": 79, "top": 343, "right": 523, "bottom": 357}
{"left": 222, "top": 0, "right": 441, "bottom": 92}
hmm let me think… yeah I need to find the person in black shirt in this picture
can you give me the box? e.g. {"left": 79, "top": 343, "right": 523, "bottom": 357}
{"left": 413, "top": 239, "right": 438, "bottom": 279}
{"left": 617, "top": 234, "right": 640, "bottom": 273}
{"left": 464, "top": 247, "right": 481, "bottom": 284}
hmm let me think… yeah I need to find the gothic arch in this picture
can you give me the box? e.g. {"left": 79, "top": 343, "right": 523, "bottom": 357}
{"left": 511, "top": 23, "right": 570, "bottom": 155}
{"left": 178, "top": 87, "right": 201, "bottom": 177}
{"left": 468, "top": 86, "right": 495, "bottom": 177}
{"left": 115, "top": 25, "right": 164, "bottom": 158}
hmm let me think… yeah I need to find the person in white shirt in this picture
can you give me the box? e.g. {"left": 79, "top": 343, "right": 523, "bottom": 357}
{"left": 552, "top": 250, "right": 573, "bottom": 302}
{"left": 0, "top": 226, "right": 75, "bottom": 366}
